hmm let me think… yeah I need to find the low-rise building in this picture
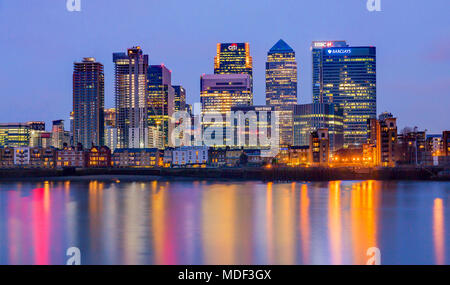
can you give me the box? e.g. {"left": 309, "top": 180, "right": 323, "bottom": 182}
{"left": 112, "top": 148, "right": 160, "bottom": 168}
{"left": 87, "top": 146, "right": 111, "bottom": 168}
{"left": 14, "top": 147, "right": 31, "bottom": 166}
{"left": 288, "top": 146, "right": 309, "bottom": 166}
{"left": 309, "top": 129, "right": 329, "bottom": 166}
{"left": 172, "top": 146, "right": 208, "bottom": 168}
{"left": 163, "top": 147, "right": 174, "bottom": 168}
{"left": 0, "top": 147, "right": 14, "bottom": 168}
{"left": 56, "top": 145, "right": 87, "bottom": 168}
{"left": 225, "top": 149, "right": 243, "bottom": 167}
{"left": 208, "top": 148, "right": 227, "bottom": 167}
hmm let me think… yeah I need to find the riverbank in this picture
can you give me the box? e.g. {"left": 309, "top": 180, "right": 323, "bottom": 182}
{"left": 0, "top": 166, "right": 448, "bottom": 182}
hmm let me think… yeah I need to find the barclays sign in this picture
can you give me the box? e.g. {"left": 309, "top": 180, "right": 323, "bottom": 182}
{"left": 326, "top": 49, "right": 352, "bottom": 55}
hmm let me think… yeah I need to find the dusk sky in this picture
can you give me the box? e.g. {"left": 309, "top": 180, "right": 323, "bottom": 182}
{"left": 0, "top": 0, "right": 449, "bottom": 133}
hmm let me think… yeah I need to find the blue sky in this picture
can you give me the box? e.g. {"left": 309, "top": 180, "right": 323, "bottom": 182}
{"left": 0, "top": 0, "right": 449, "bottom": 133}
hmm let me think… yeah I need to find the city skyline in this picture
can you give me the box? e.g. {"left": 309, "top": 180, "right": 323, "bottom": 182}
{"left": 0, "top": 1, "right": 449, "bottom": 134}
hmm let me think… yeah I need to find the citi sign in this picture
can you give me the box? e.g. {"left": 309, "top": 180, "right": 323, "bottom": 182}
{"left": 327, "top": 49, "right": 352, "bottom": 55}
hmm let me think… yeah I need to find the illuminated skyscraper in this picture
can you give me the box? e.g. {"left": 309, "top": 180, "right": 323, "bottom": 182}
{"left": 214, "top": 43, "right": 253, "bottom": 100}
{"left": 73, "top": 57, "right": 105, "bottom": 148}
{"left": 311, "top": 41, "right": 348, "bottom": 102}
{"left": 113, "top": 47, "right": 149, "bottom": 148}
{"left": 266, "top": 39, "right": 297, "bottom": 105}
{"left": 200, "top": 74, "right": 252, "bottom": 146}
{"left": 147, "top": 64, "right": 175, "bottom": 147}
{"left": 265, "top": 39, "right": 298, "bottom": 147}
{"left": 313, "top": 43, "right": 376, "bottom": 147}
{"left": 173, "top": 85, "right": 186, "bottom": 112}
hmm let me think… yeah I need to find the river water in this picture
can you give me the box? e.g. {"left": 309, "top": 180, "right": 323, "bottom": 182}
{"left": 0, "top": 179, "right": 448, "bottom": 265}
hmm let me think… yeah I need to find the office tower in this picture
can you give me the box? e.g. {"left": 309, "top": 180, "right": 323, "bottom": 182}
{"left": 293, "top": 103, "right": 344, "bottom": 152}
{"left": 0, "top": 123, "right": 31, "bottom": 147}
{"left": 266, "top": 39, "right": 297, "bottom": 105}
{"left": 73, "top": 57, "right": 105, "bottom": 148}
{"left": 230, "top": 105, "right": 275, "bottom": 148}
{"left": 312, "top": 42, "right": 376, "bottom": 147}
{"left": 309, "top": 128, "right": 330, "bottom": 166}
{"left": 214, "top": 43, "right": 253, "bottom": 100}
{"left": 26, "top": 121, "right": 46, "bottom": 147}
{"left": 311, "top": 41, "right": 348, "bottom": 101}
{"left": 113, "top": 46, "right": 149, "bottom": 148}
{"left": 103, "top": 108, "right": 117, "bottom": 151}
{"left": 173, "top": 85, "right": 186, "bottom": 112}
{"left": 51, "top": 120, "right": 70, "bottom": 149}
{"left": 147, "top": 64, "right": 175, "bottom": 147}
{"left": 104, "top": 108, "right": 116, "bottom": 128}
{"left": 265, "top": 39, "right": 297, "bottom": 148}
{"left": 26, "top": 121, "right": 45, "bottom": 131}
{"left": 200, "top": 74, "right": 252, "bottom": 146}
{"left": 366, "top": 116, "right": 398, "bottom": 167}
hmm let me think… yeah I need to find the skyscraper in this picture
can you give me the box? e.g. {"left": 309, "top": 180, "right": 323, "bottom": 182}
{"left": 147, "top": 64, "right": 175, "bottom": 147}
{"left": 200, "top": 74, "right": 252, "bottom": 146}
{"left": 73, "top": 57, "right": 105, "bottom": 148}
{"left": 311, "top": 41, "right": 348, "bottom": 102}
{"left": 214, "top": 43, "right": 253, "bottom": 101}
{"left": 312, "top": 43, "right": 376, "bottom": 147}
{"left": 265, "top": 39, "right": 298, "bottom": 147}
{"left": 113, "top": 47, "right": 149, "bottom": 148}
{"left": 173, "top": 85, "right": 186, "bottom": 112}
{"left": 266, "top": 39, "right": 297, "bottom": 106}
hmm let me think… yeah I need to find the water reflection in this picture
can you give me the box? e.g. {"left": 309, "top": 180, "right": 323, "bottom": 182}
{"left": 0, "top": 180, "right": 448, "bottom": 265}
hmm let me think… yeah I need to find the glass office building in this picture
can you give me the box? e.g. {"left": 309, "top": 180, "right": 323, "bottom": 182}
{"left": 311, "top": 41, "right": 348, "bottom": 102}
{"left": 0, "top": 123, "right": 31, "bottom": 147}
{"left": 200, "top": 74, "right": 252, "bottom": 146}
{"left": 313, "top": 44, "right": 376, "bottom": 147}
{"left": 73, "top": 57, "right": 105, "bottom": 148}
{"left": 113, "top": 47, "right": 149, "bottom": 148}
{"left": 266, "top": 39, "right": 297, "bottom": 106}
{"left": 147, "top": 64, "right": 175, "bottom": 147}
{"left": 173, "top": 85, "right": 186, "bottom": 112}
{"left": 214, "top": 43, "right": 253, "bottom": 101}
{"left": 293, "top": 103, "right": 344, "bottom": 152}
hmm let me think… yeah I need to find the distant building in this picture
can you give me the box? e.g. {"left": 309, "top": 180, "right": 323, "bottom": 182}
{"left": 87, "top": 146, "right": 111, "bottom": 168}
{"left": 288, "top": 146, "right": 309, "bottom": 166}
{"left": 309, "top": 129, "right": 329, "bottom": 166}
{"left": 0, "top": 147, "right": 14, "bottom": 167}
{"left": 113, "top": 47, "right": 149, "bottom": 148}
{"left": 112, "top": 148, "right": 161, "bottom": 168}
{"left": 56, "top": 144, "right": 87, "bottom": 168}
{"left": 266, "top": 39, "right": 297, "bottom": 106}
{"left": 173, "top": 85, "right": 186, "bottom": 112}
{"left": 51, "top": 120, "right": 70, "bottom": 149}
{"left": 312, "top": 42, "right": 376, "bottom": 147}
{"left": 208, "top": 148, "right": 227, "bottom": 167}
{"left": 147, "top": 64, "right": 175, "bottom": 147}
{"left": 200, "top": 74, "right": 252, "bottom": 146}
{"left": 229, "top": 105, "right": 275, "bottom": 149}
{"left": 398, "top": 130, "right": 427, "bottom": 165}
{"left": 293, "top": 103, "right": 344, "bottom": 152}
{"left": 443, "top": 131, "right": 450, "bottom": 157}
{"left": 172, "top": 146, "right": 208, "bottom": 167}
{"left": 0, "top": 123, "right": 31, "bottom": 147}
{"left": 366, "top": 116, "right": 398, "bottom": 167}
{"left": 73, "top": 57, "right": 105, "bottom": 148}
{"left": 311, "top": 41, "right": 349, "bottom": 101}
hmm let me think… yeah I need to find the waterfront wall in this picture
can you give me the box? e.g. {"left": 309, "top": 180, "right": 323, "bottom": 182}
{"left": 0, "top": 166, "right": 448, "bottom": 181}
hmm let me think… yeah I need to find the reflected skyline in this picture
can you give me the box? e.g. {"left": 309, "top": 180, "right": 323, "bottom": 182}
{"left": 0, "top": 180, "right": 448, "bottom": 265}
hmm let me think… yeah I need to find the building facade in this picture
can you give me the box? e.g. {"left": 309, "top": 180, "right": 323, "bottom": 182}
{"left": 112, "top": 148, "right": 161, "bottom": 168}
{"left": 173, "top": 85, "right": 186, "bottom": 112}
{"left": 147, "top": 64, "right": 175, "bottom": 147}
{"left": 313, "top": 43, "right": 376, "bottom": 148}
{"left": 113, "top": 47, "right": 149, "bottom": 149}
{"left": 266, "top": 39, "right": 297, "bottom": 106}
{"left": 200, "top": 74, "right": 252, "bottom": 146}
{"left": 73, "top": 57, "right": 105, "bottom": 148}
{"left": 366, "top": 116, "right": 398, "bottom": 167}
{"left": 0, "top": 123, "right": 30, "bottom": 147}
{"left": 172, "top": 146, "right": 208, "bottom": 167}
{"left": 309, "top": 129, "right": 330, "bottom": 166}
{"left": 293, "top": 103, "right": 344, "bottom": 152}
